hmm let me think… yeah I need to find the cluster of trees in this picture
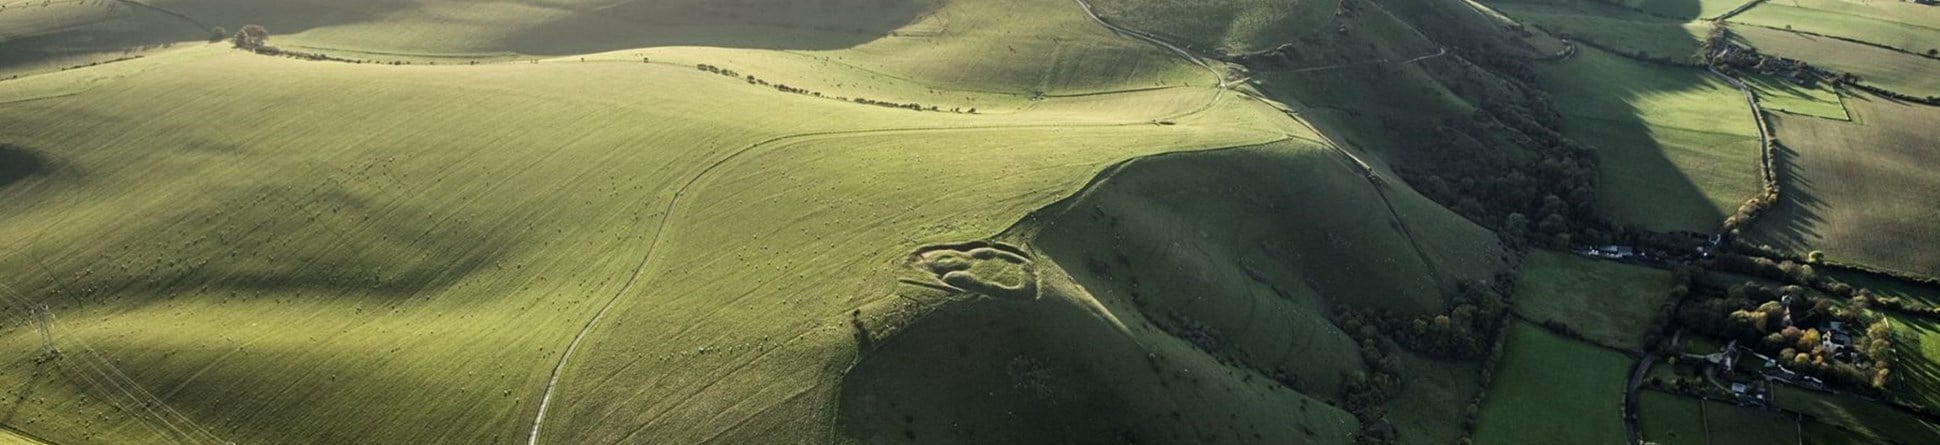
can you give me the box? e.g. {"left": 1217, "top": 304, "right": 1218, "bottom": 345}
{"left": 231, "top": 25, "right": 268, "bottom": 50}
{"left": 695, "top": 63, "right": 972, "bottom": 113}
{"left": 1388, "top": 282, "right": 1509, "bottom": 359}
{"left": 1328, "top": 278, "right": 1515, "bottom": 445}
{"left": 1332, "top": 310, "right": 1404, "bottom": 445}
{"left": 1672, "top": 280, "right": 1897, "bottom": 392}
{"left": 1844, "top": 82, "right": 1940, "bottom": 106}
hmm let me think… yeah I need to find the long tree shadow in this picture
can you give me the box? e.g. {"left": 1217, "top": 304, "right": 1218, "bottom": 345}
{"left": 1892, "top": 316, "right": 1940, "bottom": 409}
{"left": 1745, "top": 140, "right": 1828, "bottom": 251}
{"left": 12, "top": 179, "right": 518, "bottom": 306}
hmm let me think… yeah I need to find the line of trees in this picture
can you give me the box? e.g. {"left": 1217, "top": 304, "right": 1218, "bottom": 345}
{"left": 696, "top": 63, "right": 974, "bottom": 113}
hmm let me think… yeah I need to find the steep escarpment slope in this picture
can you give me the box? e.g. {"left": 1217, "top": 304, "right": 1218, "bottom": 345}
{"left": 842, "top": 144, "right": 1509, "bottom": 444}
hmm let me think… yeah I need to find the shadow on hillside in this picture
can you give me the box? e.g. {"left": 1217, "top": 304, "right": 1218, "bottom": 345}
{"left": 54, "top": 181, "right": 515, "bottom": 303}
{"left": 1252, "top": 0, "right": 1759, "bottom": 234}
{"left": 1745, "top": 141, "right": 1827, "bottom": 251}
{"left": 498, "top": 0, "right": 938, "bottom": 55}
{"left": 0, "top": 146, "right": 46, "bottom": 189}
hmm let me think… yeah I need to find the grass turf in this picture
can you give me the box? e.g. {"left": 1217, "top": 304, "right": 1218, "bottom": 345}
{"left": 1744, "top": 92, "right": 1940, "bottom": 279}
{"left": 1638, "top": 390, "right": 1706, "bottom": 445}
{"left": 1729, "top": 0, "right": 1940, "bottom": 55}
{"left": 1471, "top": 321, "right": 1630, "bottom": 445}
{"left": 1513, "top": 249, "right": 1674, "bottom": 350}
{"left": 1774, "top": 384, "right": 1940, "bottom": 444}
{"left": 1730, "top": 25, "right": 1940, "bottom": 98}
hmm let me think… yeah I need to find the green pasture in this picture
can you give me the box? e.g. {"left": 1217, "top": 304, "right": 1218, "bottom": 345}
{"left": 1742, "top": 74, "right": 1848, "bottom": 120}
{"left": 1639, "top": 390, "right": 1706, "bottom": 445}
{"left": 1745, "top": 92, "right": 1940, "bottom": 280}
{"left": 1539, "top": 46, "right": 1762, "bottom": 233}
{"left": 1731, "top": 0, "right": 1940, "bottom": 54}
{"left": 1732, "top": 25, "right": 1940, "bottom": 97}
{"left": 1514, "top": 249, "right": 1674, "bottom": 350}
{"left": 1471, "top": 321, "right": 1630, "bottom": 445}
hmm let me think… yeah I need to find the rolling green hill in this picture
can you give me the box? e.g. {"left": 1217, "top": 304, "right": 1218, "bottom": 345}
{"left": 15, "top": 0, "right": 1935, "bottom": 443}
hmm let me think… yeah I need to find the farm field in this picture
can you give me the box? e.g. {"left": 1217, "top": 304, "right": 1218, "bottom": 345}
{"left": 1513, "top": 249, "right": 1673, "bottom": 350}
{"left": 1615, "top": 0, "right": 1749, "bottom": 19}
{"left": 1887, "top": 313, "right": 1940, "bottom": 413}
{"left": 1637, "top": 390, "right": 1706, "bottom": 445}
{"left": 1485, "top": 0, "right": 1712, "bottom": 60}
{"left": 1774, "top": 384, "right": 1940, "bottom": 444}
{"left": 1730, "top": 25, "right": 1940, "bottom": 97}
{"left": 1538, "top": 46, "right": 1763, "bottom": 233}
{"left": 1740, "top": 74, "right": 1848, "bottom": 120}
{"left": 1745, "top": 92, "right": 1940, "bottom": 279}
{"left": 1470, "top": 321, "right": 1630, "bottom": 445}
{"left": 1702, "top": 400, "right": 1799, "bottom": 445}
{"left": 1729, "top": 0, "right": 1940, "bottom": 55}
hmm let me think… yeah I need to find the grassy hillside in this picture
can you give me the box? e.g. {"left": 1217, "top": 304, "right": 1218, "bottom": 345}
{"left": 1017, "top": 143, "right": 1505, "bottom": 444}
{"left": 0, "top": 5, "right": 1319, "bottom": 436}
{"left": 1731, "top": 25, "right": 1940, "bottom": 97}
{"left": 1745, "top": 92, "right": 1940, "bottom": 279}
{"left": 1471, "top": 321, "right": 1629, "bottom": 445}
{"left": 1513, "top": 249, "right": 1673, "bottom": 350}
{"left": 1087, "top": 0, "right": 1338, "bottom": 54}
{"left": 1730, "top": 0, "right": 1940, "bottom": 54}
{"left": 1539, "top": 46, "right": 1762, "bottom": 233}
{"left": 1485, "top": 0, "right": 1712, "bottom": 60}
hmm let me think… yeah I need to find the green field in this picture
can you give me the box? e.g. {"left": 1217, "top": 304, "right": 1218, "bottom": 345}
{"left": 1513, "top": 249, "right": 1673, "bottom": 350}
{"left": 1705, "top": 400, "right": 1800, "bottom": 445}
{"left": 1487, "top": 0, "right": 1713, "bottom": 60}
{"left": 1731, "top": 25, "right": 1940, "bottom": 97}
{"left": 1888, "top": 313, "right": 1940, "bottom": 413}
{"left": 1745, "top": 92, "right": 1940, "bottom": 279}
{"left": 1730, "top": 0, "right": 1940, "bottom": 54}
{"left": 1639, "top": 390, "right": 1707, "bottom": 445}
{"left": 1539, "top": 46, "right": 1763, "bottom": 233}
{"left": 1618, "top": 0, "right": 1751, "bottom": 19}
{"left": 1471, "top": 321, "right": 1630, "bottom": 445}
{"left": 1741, "top": 74, "right": 1849, "bottom": 120}
{"left": 1776, "top": 384, "right": 1940, "bottom": 444}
